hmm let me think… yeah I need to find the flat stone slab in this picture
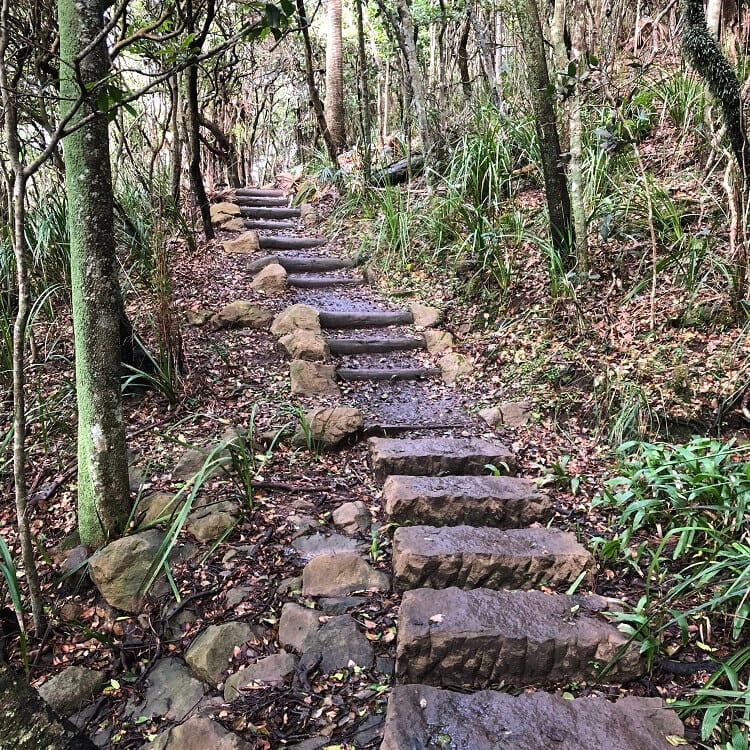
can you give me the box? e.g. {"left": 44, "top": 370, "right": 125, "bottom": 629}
{"left": 392, "top": 526, "right": 595, "bottom": 592}
{"left": 369, "top": 437, "right": 516, "bottom": 484}
{"left": 395, "top": 587, "right": 643, "bottom": 687}
{"left": 381, "top": 685, "right": 686, "bottom": 750}
{"left": 383, "top": 475, "right": 553, "bottom": 527}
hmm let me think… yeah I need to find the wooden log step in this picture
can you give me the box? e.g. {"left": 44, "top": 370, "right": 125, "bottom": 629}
{"left": 336, "top": 367, "right": 440, "bottom": 382}
{"left": 287, "top": 275, "right": 364, "bottom": 289}
{"left": 258, "top": 235, "right": 327, "bottom": 250}
{"left": 318, "top": 310, "right": 414, "bottom": 329}
{"left": 235, "top": 195, "right": 289, "bottom": 207}
{"left": 381, "top": 685, "right": 685, "bottom": 750}
{"left": 248, "top": 255, "right": 356, "bottom": 273}
{"left": 240, "top": 206, "right": 301, "bottom": 219}
{"left": 369, "top": 436, "right": 516, "bottom": 484}
{"left": 383, "top": 474, "right": 553, "bottom": 528}
{"left": 395, "top": 587, "right": 644, "bottom": 687}
{"left": 235, "top": 187, "right": 286, "bottom": 197}
{"left": 392, "top": 526, "right": 595, "bottom": 592}
{"left": 327, "top": 336, "right": 426, "bottom": 354}
{"left": 243, "top": 219, "right": 297, "bottom": 231}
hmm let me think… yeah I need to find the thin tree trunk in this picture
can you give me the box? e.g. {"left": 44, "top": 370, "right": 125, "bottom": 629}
{"left": 186, "top": 62, "right": 213, "bottom": 239}
{"left": 355, "top": 0, "right": 372, "bottom": 181}
{"left": 470, "top": 7, "right": 502, "bottom": 106}
{"left": 457, "top": 14, "right": 472, "bottom": 100}
{"left": 706, "top": 0, "right": 723, "bottom": 39}
{"left": 169, "top": 73, "right": 182, "bottom": 204}
{"left": 325, "top": 0, "right": 346, "bottom": 152}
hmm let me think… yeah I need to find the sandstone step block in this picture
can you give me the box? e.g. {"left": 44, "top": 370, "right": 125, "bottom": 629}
{"left": 369, "top": 437, "right": 516, "bottom": 484}
{"left": 383, "top": 474, "right": 553, "bottom": 527}
{"left": 395, "top": 587, "right": 643, "bottom": 687}
{"left": 392, "top": 526, "right": 595, "bottom": 592}
{"left": 381, "top": 685, "right": 685, "bottom": 750}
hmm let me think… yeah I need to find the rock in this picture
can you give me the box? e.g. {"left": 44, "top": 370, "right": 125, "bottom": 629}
{"left": 279, "top": 330, "right": 330, "bottom": 361}
{"left": 395, "top": 587, "right": 643, "bottom": 686}
{"left": 381, "top": 685, "right": 685, "bottom": 750}
{"left": 210, "top": 202, "right": 241, "bottom": 224}
{"left": 501, "top": 399, "right": 533, "bottom": 426}
{"left": 220, "top": 217, "right": 247, "bottom": 232}
{"left": 222, "top": 231, "right": 259, "bottom": 254}
{"left": 293, "top": 532, "right": 360, "bottom": 560}
{"left": 59, "top": 545, "right": 89, "bottom": 589}
{"left": 88, "top": 530, "right": 164, "bottom": 612}
{"left": 292, "top": 406, "right": 363, "bottom": 447}
{"left": 478, "top": 406, "right": 502, "bottom": 427}
{"left": 287, "top": 514, "right": 318, "bottom": 537}
{"left": 186, "top": 500, "right": 240, "bottom": 542}
{"left": 210, "top": 300, "right": 273, "bottom": 330}
{"left": 225, "top": 586, "right": 251, "bottom": 609}
{"left": 392, "top": 526, "right": 595, "bottom": 592}
{"left": 438, "top": 352, "right": 473, "bottom": 384}
{"left": 332, "top": 501, "right": 370, "bottom": 535}
{"left": 319, "top": 596, "right": 366, "bottom": 614}
{"left": 352, "top": 714, "right": 384, "bottom": 746}
{"left": 186, "top": 308, "right": 213, "bottom": 326}
{"left": 146, "top": 716, "right": 252, "bottom": 750}
{"left": 224, "top": 652, "right": 298, "bottom": 700}
{"left": 423, "top": 329, "right": 454, "bottom": 354}
{"left": 376, "top": 655, "right": 395, "bottom": 675}
{"left": 136, "top": 492, "right": 182, "bottom": 527}
{"left": 410, "top": 303, "right": 441, "bottom": 327}
{"left": 38, "top": 666, "right": 107, "bottom": 716}
{"left": 290, "top": 360, "right": 341, "bottom": 396}
{"left": 278, "top": 603, "right": 321, "bottom": 652}
{"left": 287, "top": 739, "right": 328, "bottom": 750}
{"left": 185, "top": 621, "right": 258, "bottom": 684}
{"left": 369, "top": 437, "right": 516, "bottom": 484}
{"left": 270, "top": 304, "right": 321, "bottom": 335}
{"left": 306, "top": 615, "right": 374, "bottom": 673}
{"left": 250, "top": 262, "right": 287, "bottom": 293}
{"left": 125, "top": 658, "right": 206, "bottom": 722}
{"left": 302, "top": 553, "right": 390, "bottom": 597}
{"left": 382, "top": 475, "right": 553, "bottom": 528}
{"left": 300, "top": 202, "right": 321, "bottom": 228}
{"left": 277, "top": 576, "right": 302, "bottom": 596}
{"left": 172, "top": 446, "right": 230, "bottom": 483}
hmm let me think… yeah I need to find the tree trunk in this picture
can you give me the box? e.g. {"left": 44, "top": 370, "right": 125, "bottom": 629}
{"left": 169, "top": 73, "right": 182, "bottom": 205}
{"left": 325, "top": 0, "right": 346, "bottom": 152}
{"left": 706, "top": 0, "right": 723, "bottom": 39}
{"left": 355, "top": 0, "right": 373, "bottom": 181}
{"left": 471, "top": 7, "right": 502, "bottom": 106}
{"left": 186, "top": 62, "right": 214, "bottom": 239}
{"left": 59, "top": 0, "right": 132, "bottom": 546}
{"left": 457, "top": 14, "right": 472, "bottom": 101}
{"left": 199, "top": 115, "right": 241, "bottom": 187}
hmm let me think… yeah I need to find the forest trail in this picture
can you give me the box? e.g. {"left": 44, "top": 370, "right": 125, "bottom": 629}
{"left": 201, "top": 186, "right": 690, "bottom": 749}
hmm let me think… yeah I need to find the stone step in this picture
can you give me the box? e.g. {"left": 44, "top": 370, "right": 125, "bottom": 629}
{"left": 240, "top": 206, "right": 301, "bottom": 219}
{"left": 383, "top": 474, "right": 553, "bottom": 527}
{"left": 258, "top": 235, "right": 327, "bottom": 250}
{"left": 318, "top": 310, "right": 414, "bottom": 329}
{"left": 392, "top": 526, "right": 595, "bottom": 592}
{"left": 288, "top": 275, "right": 364, "bottom": 289}
{"left": 381, "top": 685, "right": 686, "bottom": 750}
{"left": 336, "top": 367, "right": 441, "bottom": 382}
{"left": 327, "top": 336, "right": 426, "bottom": 354}
{"left": 243, "top": 219, "right": 297, "bottom": 231}
{"left": 369, "top": 437, "right": 516, "bottom": 484}
{"left": 235, "top": 195, "right": 289, "bottom": 207}
{"left": 248, "top": 255, "right": 356, "bottom": 273}
{"left": 235, "top": 187, "right": 286, "bottom": 197}
{"left": 395, "top": 587, "right": 643, "bottom": 687}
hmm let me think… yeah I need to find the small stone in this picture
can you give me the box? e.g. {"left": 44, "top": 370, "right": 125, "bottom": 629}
{"left": 478, "top": 406, "right": 502, "bottom": 427}
{"left": 210, "top": 202, "right": 241, "bottom": 224}
{"left": 279, "top": 330, "right": 330, "bottom": 361}
{"left": 172, "top": 447, "right": 218, "bottom": 483}
{"left": 271, "top": 304, "right": 321, "bottom": 335}
{"left": 136, "top": 492, "right": 182, "bottom": 527}
{"left": 292, "top": 406, "right": 363, "bottom": 447}
{"left": 439, "top": 352, "right": 473, "bottom": 384}
{"left": 250, "top": 262, "right": 287, "bottom": 293}
{"left": 210, "top": 301, "right": 273, "bottom": 330}
{"left": 292, "top": 532, "right": 360, "bottom": 560}
{"left": 186, "top": 501, "right": 240, "bottom": 542}
{"left": 145, "top": 716, "right": 252, "bottom": 750}
{"left": 185, "top": 622, "right": 258, "bottom": 684}
{"left": 224, "top": 652, "right": 298, "bottom": 700}
{"left": 38, "top": 666, "right": 107, "bottom": 716}
{"left": 59, "top": 545, "right": 89, "bottom": 589}
{"left": 277, "top": 576, "right": 302, "bottom": 596}
{"left": 300, "top": 202, "right": 321, "bottom": 228}
{"left": 222, "top": 231, "right": 260, "bottom": 254}
{"left": 278, "top": 603, "right": 321, "bottom": 652}
{"left": 290, "top": 360, "right": 341, "bottom": 396}
{"left": 186, "top": 308, "right": 213, "bottom": 326}
{"left": 220, "top": 217, "right": 247, "bottom": 232}
{"left": 423, "top": 329, "right": 454, "bottom": 354}
{"left": 225, "top": 586, "right": 251, "bottom": 609}
{"left": 305, "top": 615, "right": 374, "bottom": 673}
{"left": 410, "top": 303, "right": 441, "bottom": 327}
{"left": 332, "top": 501, "right": 370, "bottom": 535}
{"left": 288, "top": 514, "right": 318, "bottom": 537}
{"left": 319, "top": 596, "right": 366, "bottom": 614}
{"left": 500, "top": 399, "right": 533, "bottom": 427}
{"left": 302, "top": 553, "right": 390, "bottom": 597}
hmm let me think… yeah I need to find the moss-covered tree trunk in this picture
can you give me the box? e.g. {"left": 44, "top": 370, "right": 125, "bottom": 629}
{"left": 59, "top": 0, "right": 131, "bottom": 546}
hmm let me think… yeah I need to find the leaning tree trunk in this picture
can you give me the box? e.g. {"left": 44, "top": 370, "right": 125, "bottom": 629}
{"left": 59, "top": 0, "right": 132, "bottom": 546}
{"left": 186, "top": 63, "right": 214, "bottom": 239}
{"left": 325, "top": 0, "right": 346, "bottom": 153}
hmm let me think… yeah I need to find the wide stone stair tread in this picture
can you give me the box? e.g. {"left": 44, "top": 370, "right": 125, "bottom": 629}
{"left": 327, "top": 335, "right": 426, "bottom": 354}
{"left": 319, "top": 310, "right": 414, "bottom": 329}
{"left": 243, "top": 219, "right": 298, "bottom": 231}
{"left": 336, "top": 366, "right": 441, "bottom": 382}
{"left": 369, "top": 436, "right": 516, "bottom": 484}
{"left": 383, "top": 474, "right": 553, "bottom": 527}
{"left": 392, "top": 525, "right": 595, "bottom": 592}
{"left": 248, "top": 255, "right": 356, "bottom": 273}
{"left": 258, "top": 235, "right": 327, "bottom": 250}
{"left": 235, "top": 195, "right": 289, "bottom": 206}
{"left": 395, "top": 587, "right": 643, "bottom": 687}
{"left": 288, "top": 274, "right": 364, "bottom": 288}
{"left": 381, "top": 685, "right": 687, "bottom": 750}
{"left": 240, "top": 206, "right": 301, "bottom": 219}
{"left": 235, "top": 187, "right": 286, "bottom": 197}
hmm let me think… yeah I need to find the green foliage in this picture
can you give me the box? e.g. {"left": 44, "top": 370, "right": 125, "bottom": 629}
{"left": 652, "top": 71, "right": 706, "bottom": 131}
{"left": 0, "top": 534, "right": 28, "bottom": 669}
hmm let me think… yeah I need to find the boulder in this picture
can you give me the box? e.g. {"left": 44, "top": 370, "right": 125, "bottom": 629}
{"left": 38, "top": 666, "right": 106, "bottom": 716}
{"left": 278, "top": 603, "right": 321, "bottom": 653}
{"left": 279, "top": 330, "right": 330, "bottom": 361}
{"left": 185, "top": 622, "right": 258, "bottom": 684}
{"left": 423, "top": 329, "right": 454, "bottom": 354}
{"left": 332, "top": 501, "right": 370, "bottom": 535}
{"left": 271, "top": 304, "right": 321, "bottom": 335}
{"left": 146, "top": 717, "right": 252, "bottom": 750}
{"left": 292, "top": 406, "right": 362, "bottom": 446}
{"left": 88, "top": 530, "right": 164, "bottom": 612}
{"left": 224, "top": 653, "right": 297, "bottom": 700}
{"left": 250, "top": 262, "right": 287, "bottom": 294}
{"left": 302, "top": 553, "right": 390, "bottom": 597}
{"left": 439, "top": 352, "right": 473, "bottom": 384}
{"left": 136, "top": 492, "right": 182, "bottom": 527}
{"left": 410, "top": 303, "right": 441, "bottom": 327}
{"left": 210, "top": 301, "right": 273, "bottom": 330}
{"left": 290, "top": 360, "right": 341, "bottom": 396}
{"left": 305, "top": 615, "right": 374, "bottom": 673}
{"left": 222, "top": 231, "right": 259, "bottom": 254}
